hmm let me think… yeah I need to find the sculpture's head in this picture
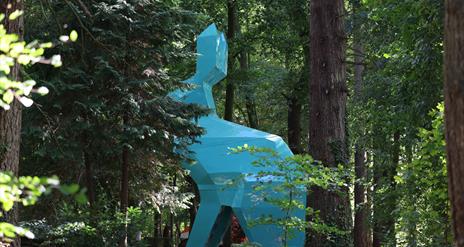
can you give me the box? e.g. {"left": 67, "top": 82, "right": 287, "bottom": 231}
{"left": 169, "top": 24, "right": 227, "bottom": 112}
{"left": 191, "top": 23, "right": 228, "bottom": 86}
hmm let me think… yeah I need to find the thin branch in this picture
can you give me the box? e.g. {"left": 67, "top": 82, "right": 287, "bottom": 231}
{"left": 76, "top": 0, "right": 93, "bottom": 19}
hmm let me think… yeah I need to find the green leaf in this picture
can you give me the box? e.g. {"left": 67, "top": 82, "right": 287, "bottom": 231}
{"left": 75, "top": 191, "right": 88, "bottom": 204}
{"left": 8, "top": 10, "right": 23, "bottom": 20}
{"left": 70, "top": 30, "right": 78, "bottom": 42}
{"left": 60, "top": 184, "right": 80, "bottom": 195}
{"left": 2, "top": 90, "right": 13, "bottom": 104}
{"left": 40, "top": 42, "right": 53, "bottom": 48}
{"left": 51, "top": 55, "right": 62, "bottom": 67}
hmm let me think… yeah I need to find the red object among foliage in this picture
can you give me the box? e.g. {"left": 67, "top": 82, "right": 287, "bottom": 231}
{"left": 231, "top": 215, "right": 247, "bottom": 243}
{"left": 179, "top": 215, "right": 247, "bottom": 246}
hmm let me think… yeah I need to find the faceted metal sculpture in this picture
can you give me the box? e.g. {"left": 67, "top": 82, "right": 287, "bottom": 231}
{"left": 171, "top": 24, "right": 305, "bottom": 247}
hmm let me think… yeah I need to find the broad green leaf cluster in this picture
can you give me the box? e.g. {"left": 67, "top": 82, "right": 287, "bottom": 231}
{"left": 0, "top": 172, "right": 85, "bottom": 242}
{"left": 0, "top": 11, "right": 78, "bottom": 110}
{"left": 0, "top": 9, "right": 83, "bottom": 243}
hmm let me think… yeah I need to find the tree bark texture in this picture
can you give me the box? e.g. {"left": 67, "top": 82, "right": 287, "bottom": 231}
{"left": 307, "top": 0, "right": 351, "bottom": 246}
{"left": 288, "top": 96, "right": 302, "bottom": 154}
{"left": 372, "top": 138, "right": 384, "bottom": 247}
{"left": 444, "top": 0, "right": 464, "bottom": 246}
{"left": 119, "top": 116, "right": 129, "bottom": 247}
{"left": 354, "top": 145, "right": 368, "bottom": 247}
{"left": 353, "top": 0, "right": 369, "bottom": 245}
{"left": 288, "top": 35, "right": 309, "bottom": 155}
{"left": 120, "top": 152, "right": 129, "bottom": 207}
{"left": 187, "top": 176, "right": 199, "bottom": 228}
{"left": 241, "top": 53, "right": 259, "bottom": 129}
{"left": 0, "top": 1, "right": 24, "bottom": 246}
{"left": 153, "top": 212, "right": 162, "bottom": 247}
{"left": 224, "top": 0, "right": 237, "bottom": 122}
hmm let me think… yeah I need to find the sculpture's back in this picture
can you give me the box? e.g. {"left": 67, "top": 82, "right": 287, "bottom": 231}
{"left": 172, "top": 24, "right": 305, "bottom": 247}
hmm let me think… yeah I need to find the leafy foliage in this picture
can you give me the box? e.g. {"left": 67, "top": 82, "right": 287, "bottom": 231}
{"left": 0, "top": 11, "right": 76, "bottom": 109}
{"left": 0, "top": 9, "right": 84, "bottom": 243}
{"left": 395, "top": 104, "right": 451, "bottom": 246}
{"left": 23, "top": 204, "right": 153, "bottom": 246}
{"left": 230, "top": 145, "right": 347, "bottom": 246}
{"left": 7, "top": 0, "right": 450, "bottom": 246}
{"left": 22, "top": 0, "right": 207, "bottom": 205}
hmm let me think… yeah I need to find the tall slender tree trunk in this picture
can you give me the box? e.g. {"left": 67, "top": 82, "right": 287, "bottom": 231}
{"left": 0, "top": 2, "right": 24, "bottom": 246}
{"left": 165, "top": 176, "right": 177, "bottom": 247}
{"left": 366, "top": 165, "right": 373, "bottom": 247}
{"left": 288, "top": 36, "right": 309, "bottom": 155}
{"left": 287, "top": 73, "right": 305, "bottom": 155}
{"left": 224, "top": 0, "right": 237, "bottom": 122}
{"left": 83, "top": 118, "right": 96, "bottom": 209}
{"left": 119, "top": 116, "right": 129, "bottom": 247}
{"left": 373, "top": 132, "right": 399, "bottom": 247}
{"left": 187, "top": 176, "right": 199, "bottom": 228}
{"left": 353, "top": 0, "right": 369, "bottom": 246}
{"left": 240, "top": 52, "right": 259, "bottom": 129}
{"left": 288, "top": 96, "right": 302, "bottom": 154}
{"left": 285, "top": 0, "right": 308, "bottom": 156}
{"left": 372, "top": 139, "right": 384, "bottom": 247}
{"left": 388, "top": 132, "right": 400, "bottom": 246}
{"left": 306, "top": 0, "right": 351, "bottom": 246}
{"left": 444, "top": 0, "right": 464, "bottom": 246}
{"left": 84, "top": 151, "right": 95, "bottom": 208}
{"left": 154, "top": 211, "right": 162, "bottom": 247}
{"left": 354, "top": 142, "right": 368, "bottom": 247}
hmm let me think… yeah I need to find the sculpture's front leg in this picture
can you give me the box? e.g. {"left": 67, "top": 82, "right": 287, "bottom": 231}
{"left": 187, "top": 190, "right": 231, "bottom": 247}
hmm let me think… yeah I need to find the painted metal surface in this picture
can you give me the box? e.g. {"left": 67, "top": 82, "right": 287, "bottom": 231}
{"left": 171, "top": 24, "right": 305, "bottom": 247}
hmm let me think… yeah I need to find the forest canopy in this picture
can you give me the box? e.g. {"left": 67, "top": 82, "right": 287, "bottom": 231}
{"left": 0, "top": 0, "right": 462, "bottom": 247}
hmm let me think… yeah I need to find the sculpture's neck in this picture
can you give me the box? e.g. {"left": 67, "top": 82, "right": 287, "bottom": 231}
{"left": 180, "top": 83, "right": 217, "bottom": 116}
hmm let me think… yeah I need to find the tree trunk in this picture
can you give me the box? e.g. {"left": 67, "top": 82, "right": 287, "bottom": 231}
{"left": 288, "top": 96, "right": 302, "bottom": 154}
{"left": 0, "top": 2, "right": 24, "bottom": 246}
{"left": 119, "top": 116, "right": 129, "bottom": 247}
{"left": 84, "top": 151, "right": 95, "bottom": 208}
{"left": 224, "top": 0, "right": 237, "bottom": 122}
{"left": 240, "top": 52, "right": 259, "bottom": 129}
{"left": 167, "top": 176, "right": 177, "bottom": 247}
{"left": 154, "top": 211, "right": 162, "bottom": 247}
{"left": 187, "top": 176, "right": 199, "bottom": 228}
{"left": 373, "top": 132, "right": 399, "bottom": 247}
{"left": 245, "top": 97, "right": 258, "bottom": 128}
{"left": 163, "top": 222, "right": 171, "bottom": 247}
{"left": 307, "top": 0, "right": 351, "bottom": 246}
{"left": 372, "top": 140, "right": 383, "bottom": 247}
{"left": 354, "top": 145, "right": 368, "bottom": 247}
{"left": 366, "top": 163, "right": 373, "bottom": 247}
{"left": 388, "top": 131, "right": 400, "bottom": 246}
{"left": 288, "top": 34, "right": 309, "bottom": 155}
{"left": 444, "top": 1, "right": 464, "bottom": 246}
{"left": 353, "top": 0, "right": 368, "bottom": 246}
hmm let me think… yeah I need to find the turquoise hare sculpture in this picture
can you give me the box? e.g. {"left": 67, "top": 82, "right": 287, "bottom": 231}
{"left": 171, "top": 24, "right": 306, "bottom": 247}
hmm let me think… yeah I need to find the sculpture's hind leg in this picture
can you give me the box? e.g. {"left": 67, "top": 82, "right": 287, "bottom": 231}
{"left": 233, "top": 206, "right": 284, "bottom": 247}
{"left": 187, "top": 191, "right": 232, "bottom": 247}
{"left": 239, "top": 206, "right": 305, "bottom": 247}
{"left": 232, "top": 185, "right": 306, "bottom": 247}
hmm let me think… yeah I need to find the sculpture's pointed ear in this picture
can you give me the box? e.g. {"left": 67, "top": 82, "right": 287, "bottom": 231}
{"left": 195, "top": 24, "right": 228, "bottom": 86}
